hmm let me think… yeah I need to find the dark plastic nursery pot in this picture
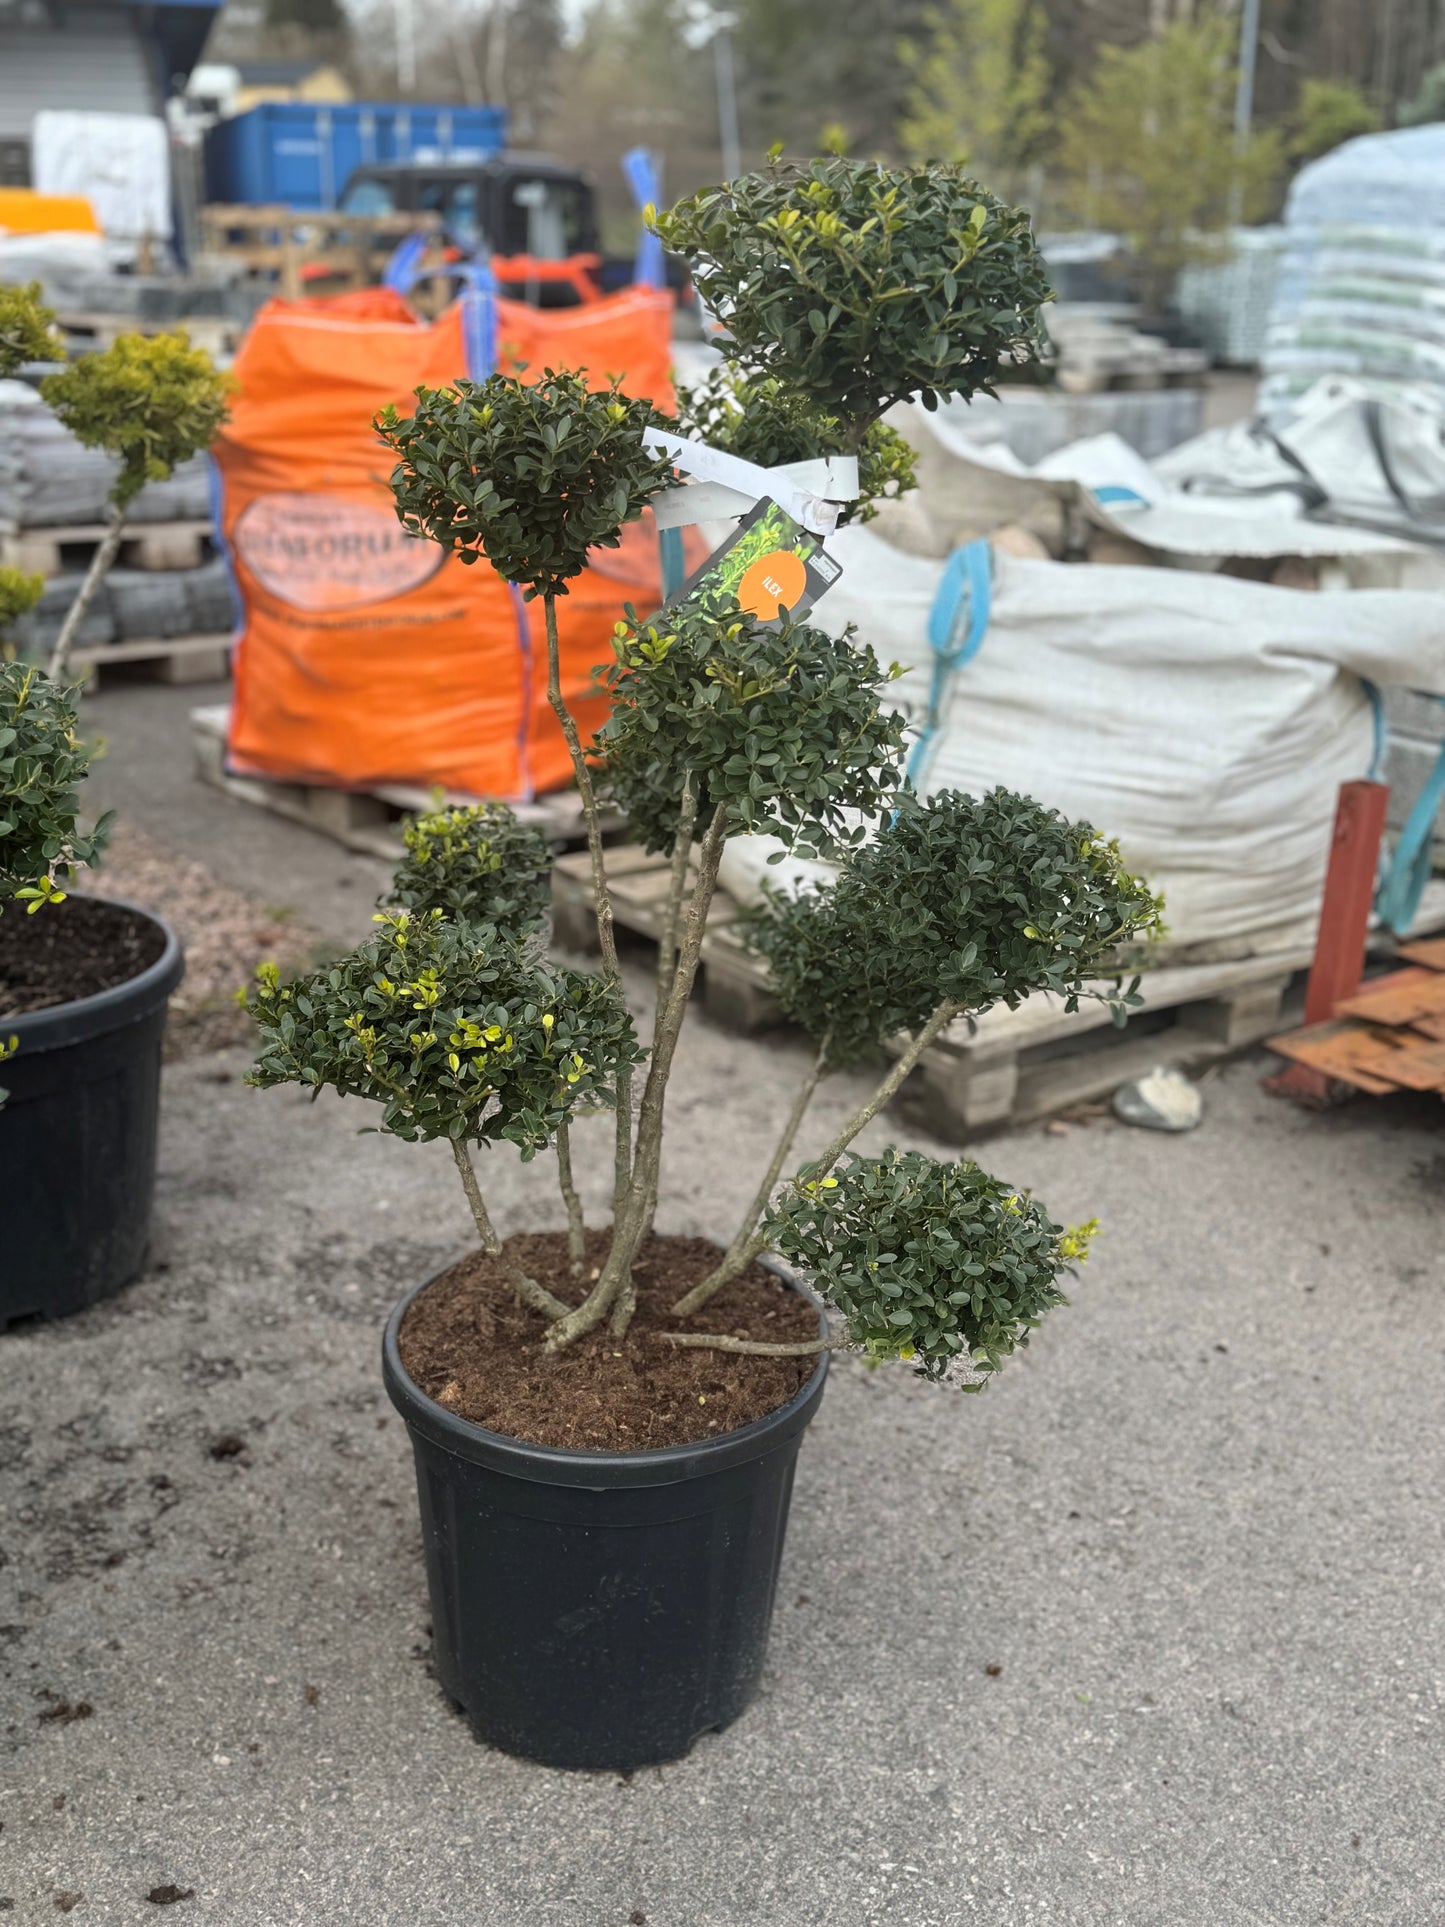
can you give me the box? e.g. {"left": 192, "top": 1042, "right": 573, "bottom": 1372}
{"left": 382, "top": 1265, "right": 828, "bottom": 1772}
{"left": 1, "top": 898, "right": 183, "bottom": 1328}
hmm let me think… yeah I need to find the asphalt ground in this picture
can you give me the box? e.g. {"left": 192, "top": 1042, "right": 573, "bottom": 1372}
{"left": 1, "top": 674, "right": 1441, "bottom": 1925}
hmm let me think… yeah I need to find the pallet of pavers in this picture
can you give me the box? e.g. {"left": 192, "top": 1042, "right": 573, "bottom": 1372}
{"left": 1, "top": 518, "right": 214, "bottom": 577}
{"left": 191, "top": 704, "right": 598, "bottom": 860}
{"left": 71, "top": 633, "right": 232, "bottom": 687}
{"left": 552, "top": 843, "right": 1445, "bottom": 1140}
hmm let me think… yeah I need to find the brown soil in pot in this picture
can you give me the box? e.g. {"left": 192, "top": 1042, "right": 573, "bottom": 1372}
{"left": 397, "top": 1230, "right": 821, "bottom": 1451}
{"left": 0, "top": 895, "right": 165, "bottom": 1017}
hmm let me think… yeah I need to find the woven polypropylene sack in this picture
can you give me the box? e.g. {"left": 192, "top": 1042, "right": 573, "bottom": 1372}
{"left": 214, "top": 286, "right": 675, "bottom": 800}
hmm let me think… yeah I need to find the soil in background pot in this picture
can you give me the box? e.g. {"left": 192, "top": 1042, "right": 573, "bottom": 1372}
{"left": 0, "top": 896, "right": 165, "bottom": 1017}
{"left": 398, "top": 1230, "right": 820, "bottom": 1452}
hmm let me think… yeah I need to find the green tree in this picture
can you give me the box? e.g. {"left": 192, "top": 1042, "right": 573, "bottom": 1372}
{"left": 40, "top": 333, "right": 235, "bottom": 680}
{"left": 898, "top": 0, "right": 1051, "bottom": 196}
{"left": 1287, "top": 77, "right": 1381, "bottom": 163}
{"left": 1056, "top": 12, "right": 1280, "bottom": 317}
{"left": 1398, "top": 61, "right": 1445, "bottom": 128}
{"left": 0, "top": 283, "right": 60, "bottom": 378}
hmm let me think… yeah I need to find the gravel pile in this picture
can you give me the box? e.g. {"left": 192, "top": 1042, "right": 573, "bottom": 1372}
{"left": 77, "top": 824, "right": 329, "bottom": 1058}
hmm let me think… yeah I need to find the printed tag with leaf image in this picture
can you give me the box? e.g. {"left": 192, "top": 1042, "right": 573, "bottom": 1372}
{"left": 666, "top": 497, "right": 843, "bottom": 624}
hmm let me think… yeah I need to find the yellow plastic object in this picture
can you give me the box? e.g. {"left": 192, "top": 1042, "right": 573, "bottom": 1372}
{"left": 0, "top": 189, "right": 101, "bottom": 235}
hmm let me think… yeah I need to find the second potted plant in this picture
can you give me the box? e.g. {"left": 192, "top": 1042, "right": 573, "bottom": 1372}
{"left": 0, "top": 285, "right": 232, "bottom": 1323}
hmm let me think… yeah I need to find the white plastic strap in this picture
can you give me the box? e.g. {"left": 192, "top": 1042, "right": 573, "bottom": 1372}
{"left": 644, "top": 430, "right": 859, "bottom": 537}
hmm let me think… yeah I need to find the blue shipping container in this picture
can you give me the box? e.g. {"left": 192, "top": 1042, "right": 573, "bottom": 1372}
{"left": 203, "top": 101, "right": 509, "bottom": 211}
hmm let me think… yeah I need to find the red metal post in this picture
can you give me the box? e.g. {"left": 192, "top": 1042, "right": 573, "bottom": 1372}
{"left": 1267, "top": 779, "right": 1390, "bottom": 1104}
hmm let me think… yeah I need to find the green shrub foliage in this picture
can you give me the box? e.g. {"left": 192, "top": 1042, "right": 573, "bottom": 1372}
{"left": 766, "top": 1147, "right": 1095, "bottom": 1381}
{"left": 376, "top": 372, "right": 674, "bottom": 601}
{"left": 385, "top": 802, "right": 553, "bottom": 940}
{"left": 0, "top": 565, "right": 45, "bottom": 641}
{"left": 40, "top": 331, "right": 235, "bottom": 510}
{"left": 0, "top": 662, "right": 112, "bottom": 913}
{"left": 652, "top": 156, "right": 1052, "bottom": 434}
{"left": 749, "top": 789, "right": 1164, "bottom": 1065}
{"left": 673, "top": 365, "right": 917, "bottom": 525}
{"left": 246, "top": 910, "right": 639, "bottom": 1157}
{"left": 598, "top": 594, "right": 909, "bottom": 856}
{"left": 0, "top": 283, "right": 60, "bottom": 379}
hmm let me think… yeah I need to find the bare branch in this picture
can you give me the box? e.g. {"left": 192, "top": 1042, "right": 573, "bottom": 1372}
{"left": 49, "top": 504, "right": 126, "bottom": 681}
{"left": 675, "top": 1000, "right": 961, "bottom": 1303}
{"left": 656, "top": 1330, "right": 839, "bottom": 1357}
{"left": 554, "top": 1120, "right": 586, "bottom": 1278}
{"left": 671, "top": 1034, "right": 831, "bottom": 1318}
{"left": 545, "top": 804, "right": 730, "bottom": 1352}
{"left": 450, "top": 1136, "right": 571, "bottom": 1322}
{"left": 542, "top": 591, "right": 634, "bottom": 1212}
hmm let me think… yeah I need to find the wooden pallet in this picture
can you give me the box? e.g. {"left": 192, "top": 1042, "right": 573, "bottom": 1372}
{"left": 54, "top": 311, "right": 239, "bottom": 360}
{"left": 552, "top": 842, "right": 1445, "bottom": 1138}
{"left": 190, "top": 703, "right": 596, "bottom": 860}
{"left": 1055, "top": 362, "right": 1209, "bottom": 395}
{"left": 1, "top": 519, "right": 213, "bottom": 577}
{"left": 552, "top": 845, "right": 779, "bottom": 1031}
{"left": 198, "top": 205, "right": 443, "bottom": 302}
{"left": 73, "top": 633, "right": 231, "bottom": 689}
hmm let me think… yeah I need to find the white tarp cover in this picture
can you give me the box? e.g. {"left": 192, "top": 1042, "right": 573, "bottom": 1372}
{"left": 1263, "top": 125, "right": 1445, "bottom": 407}
{"left": 719, "top": 531, "right": 1445, "bottom": 960}
{"left": 1157, "top": 376, "right": 1445, "bottom": 554}
{"left": 31, "top": 111, "right": 171, "bottom": 242}
{"left": 891, "top": 391, "right": 1445, "bottom": 588}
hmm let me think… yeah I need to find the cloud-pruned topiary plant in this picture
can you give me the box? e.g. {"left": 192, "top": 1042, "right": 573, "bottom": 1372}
{"left": 598, "top": 593, "right": 907, "bottom": 857}
{"left": 40, "top": 331, "right": 235, "bottom": 680}
{"left": 761, "top": 1149, "right": 1095, "bottom": 1384}
{"left": 246, "top": 911, "right": 641, "bottom": 1290}
{"left": 247, "top": 156, "right": 1157, "bottom": 1390}
{"left": 0, "top": 660, "right": 112, "bottom": 915}
{"left": 0, "top": 282, "right": 61, "bottom": 378}
{"left": 672, "top": 365, "right": 917, "bottom": 526}
{"left": 385, "top": 801, "right": 553, "bottom": 941}
{"left": 651, "top": 153, "right": 1052, "bottom": 447}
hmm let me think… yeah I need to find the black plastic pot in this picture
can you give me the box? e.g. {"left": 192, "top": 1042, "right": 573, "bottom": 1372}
{"left": 1, "top": 898, "right": 183, "bottom": 1328}
{"left": 382, "top": 1268, "right": 827, "bottom": 1771}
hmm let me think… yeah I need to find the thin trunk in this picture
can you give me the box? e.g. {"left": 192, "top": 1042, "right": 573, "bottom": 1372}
{"left": 49, "top": 505, "right": 126, "bottom": 682}
{"left": 451, "top": 1136, "right": 571, "bottom": 1321}
{"left": 544, "top": 805, "right": 730, "bottom": 1351}
{"left": 674, "top": 1000, "right": 962, "bottom": 1308}
{"left": 654, "top": 774, "right": 698, "bottom": 1025}
{"left": 541, "top": 592, "right": 633, "bottom": 1215}
{"left": 804, "top": 1000, "right": 959, "bottom": 1180}
{"left": 657, "top": 1331, "right": 838, "bottom": 1357}
{"left": 671, "top": 1035, "right": 831, "bottom": 1318}
{"left": 554, "top": 1120, "right": 586, "bottom": 1277}
{"left": 636, "top": 772, "right": 699, "bottom": 1253}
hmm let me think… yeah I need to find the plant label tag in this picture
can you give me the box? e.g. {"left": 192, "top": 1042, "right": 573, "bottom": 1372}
{"left": 664, "top": 497, "right": 844, "bottom": 624}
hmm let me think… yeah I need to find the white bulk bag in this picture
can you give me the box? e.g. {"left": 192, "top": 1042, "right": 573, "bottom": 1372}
{"left": 719, "top": 528, "right": 1445, "bottom": 961}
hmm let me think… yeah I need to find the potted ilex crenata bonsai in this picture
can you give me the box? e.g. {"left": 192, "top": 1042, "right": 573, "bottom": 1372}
{"left": 0, "top": 284, "right": 231, "bottom": 1323}
{"left": 244, "top": 157, "right": 1161, "bottom": 1771}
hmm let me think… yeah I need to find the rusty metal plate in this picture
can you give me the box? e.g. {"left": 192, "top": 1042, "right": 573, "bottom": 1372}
{"left": 1267, "top": 1021, "right": 1409, "bottom": 1094}
{"left": 1336, "top": 970, "right": 1445, "bottom": 1028}
{"left": 1398, "top": 936, "right": 1445, "bottom": 971}
{"left": 1374, "top": 1039, "right": 1445, "bottom": 1092}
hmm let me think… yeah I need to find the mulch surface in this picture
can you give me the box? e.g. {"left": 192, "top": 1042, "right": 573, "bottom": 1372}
{"left": 398, "top": 1229, "right": 822, "bottom": 1452}
{"left": 0, "top": 895, "right": 164, "bottom": 1016}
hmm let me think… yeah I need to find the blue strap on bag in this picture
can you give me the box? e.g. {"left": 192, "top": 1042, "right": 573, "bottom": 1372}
{"left": 907, "top": 538, "right": 994, "bottom": 788}
{"left": 1374, "top": 688, "right": 1445, "bottom": 936}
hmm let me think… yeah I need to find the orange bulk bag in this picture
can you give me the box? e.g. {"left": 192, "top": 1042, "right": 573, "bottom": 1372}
{"left": 214, "top": 285, "right": 676, "bottom": 801}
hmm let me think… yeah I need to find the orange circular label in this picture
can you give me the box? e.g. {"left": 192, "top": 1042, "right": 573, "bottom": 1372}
{"left": 737, "top": 547, "right": 807, "bottom": 620}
